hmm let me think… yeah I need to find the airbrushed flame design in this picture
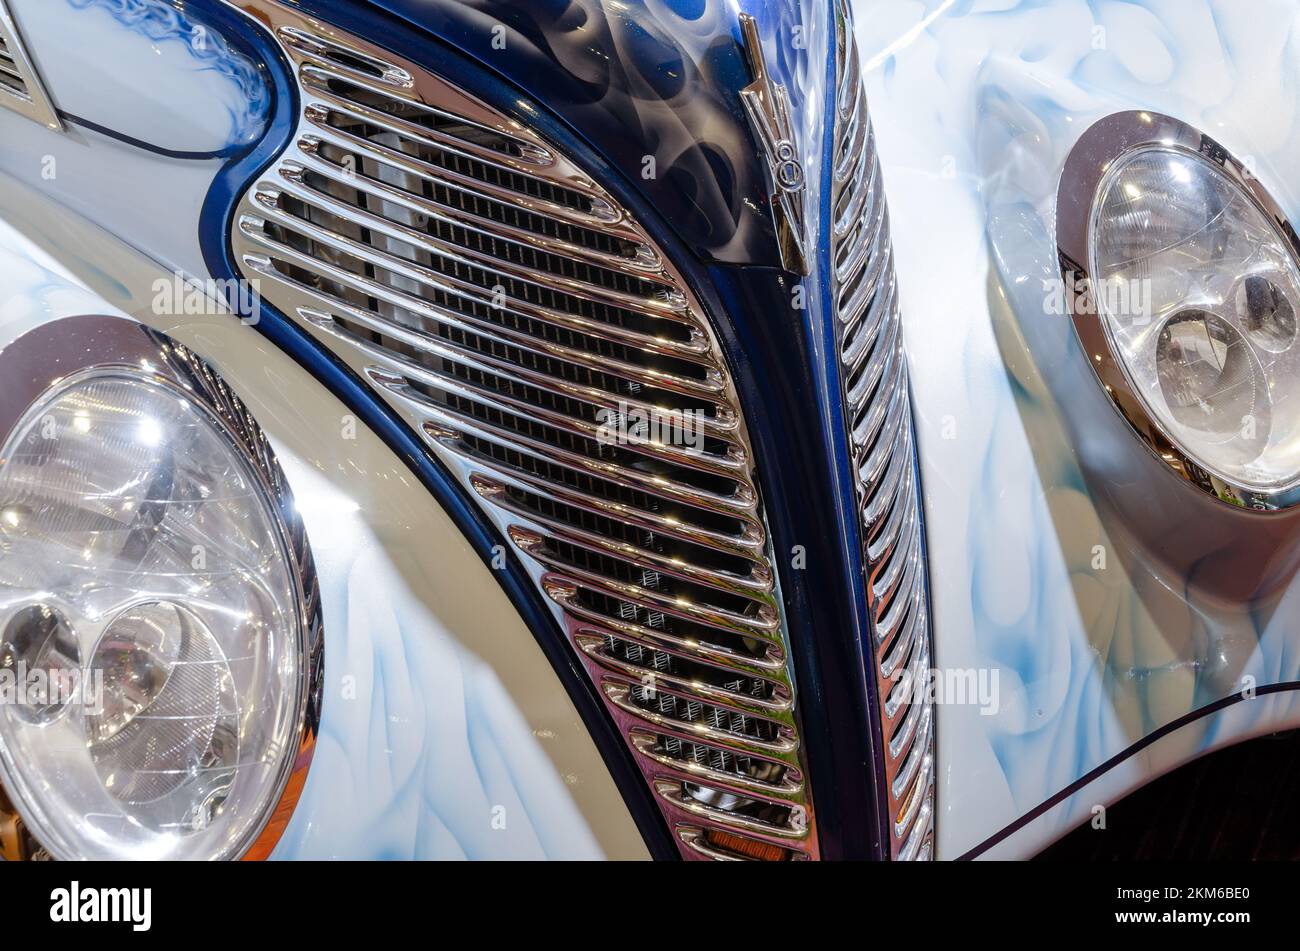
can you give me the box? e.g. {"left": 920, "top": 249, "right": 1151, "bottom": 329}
{"left": 357, "top": 0, "right": 821, "bottom": 266}
{"left": 857, "top": 0, "right": 1300, "bottom": 859}
{"left": 65, "top": 0, "right": 270, "bottom": 148}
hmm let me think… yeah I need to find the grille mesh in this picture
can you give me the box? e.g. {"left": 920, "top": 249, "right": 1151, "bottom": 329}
{"left": 0, "top": 1, "right": 59, "bottom": 129}
{"left": 231, "top": 7, "right": 815, "bottom": 861}
{"left": 832, "top": 0, "right": 935, "bottom": 861}
{"left": 0, "top": 32, "right": 26, "bottom": 97}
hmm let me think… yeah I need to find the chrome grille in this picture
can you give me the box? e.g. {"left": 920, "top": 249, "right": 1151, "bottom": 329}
{"left": 229, "top": 2, "right": 815, "bottom": 861}
{"left": 0, "top": 1, "right": 60, "bottom": 130}
{"left": 0, "top": 32, "right": 22, "bottom": 96}
{"left": 832, "top": 0, "right": 935, "bottom": 861}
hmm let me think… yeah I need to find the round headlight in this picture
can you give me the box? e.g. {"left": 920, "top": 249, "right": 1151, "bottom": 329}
{"left": 1058, "top": 111, "right": 1300, "bottom": 508}
{"left": 0, "top": 316, "right": 321, "bottom": 860}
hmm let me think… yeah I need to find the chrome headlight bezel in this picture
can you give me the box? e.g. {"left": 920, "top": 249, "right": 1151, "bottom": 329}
{"left": 1056, "top": 109, "right": 1300, "bottom": 511}
{"left": 0, "top": 315, "right": 323, "bottom": 861}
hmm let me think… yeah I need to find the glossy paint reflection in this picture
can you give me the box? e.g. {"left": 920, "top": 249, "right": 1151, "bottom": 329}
{"left": 10, "top": 0, "right": 269, "bottom": 153}
{"left": 855, "top": 0, "right": 1300, "bottom": 858}
{"left": 352, "top": 0, "right": 820, "bottom": 266}
{"left": 0, "top": 201, "right": 644, "bottom": 859}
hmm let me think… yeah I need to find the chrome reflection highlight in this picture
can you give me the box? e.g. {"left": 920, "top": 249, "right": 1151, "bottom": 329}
{"left": 226, "top": 0, "right": 817, "bottom": 861}
{"left": 0, "top": 316, "right": 322, "bottom": 861}
{"left": 738, "top": 12, "right": 808, "bottom": 275}
{"left": 1154, "top": 309, "right": 1269, "bottom": 459}
{"left": 831, "top": 0, "right": 934, "bottom": 861}
{"left": 0, "top": 605, "right": 79, "bottom": 726}
{"left": 1058, "top": 110, "right": 1300, "bottom": 508}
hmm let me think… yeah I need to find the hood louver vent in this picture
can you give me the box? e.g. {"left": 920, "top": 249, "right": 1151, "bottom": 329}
{"left": 0, "top": 1, "right": 60, "bottom": 131}
{"left": 229, "top": 1, "right": 817, "bottom": 861}
{"left": 832, "top": 0, "right": 935, "bottom": 861}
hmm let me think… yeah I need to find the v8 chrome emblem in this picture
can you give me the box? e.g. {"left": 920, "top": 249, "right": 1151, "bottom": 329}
{"left": 739, "top": 13, "right": 808, "bottom": 275}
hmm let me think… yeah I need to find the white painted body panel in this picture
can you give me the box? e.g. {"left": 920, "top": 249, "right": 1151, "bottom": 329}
{"left": 0, "top": 177, "right": 648, "bottom": 859}
{"left": 856, "top": 0, "right": 1300, "bottom": 857}
{"left": 13, "top": 0, "right": 269, "bottom": 152}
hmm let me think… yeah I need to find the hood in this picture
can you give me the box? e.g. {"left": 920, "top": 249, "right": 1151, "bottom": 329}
{"left": 360, "top": 0, "right": 830, "bottom": 267}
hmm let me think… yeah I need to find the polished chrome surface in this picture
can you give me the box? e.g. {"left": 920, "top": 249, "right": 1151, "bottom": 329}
{"left": 831, "top": 0, "right": 934, "bottom": 861}
{"left": 227, "top": 0, "right": 816, "bottom": 861}
{"left": 738, "top": 13, "right": 808, "bottom": 276}
{"left": 0, "top": 0, "right": 60, "bottom": 131}
{"left": 1057, "top": 109, "right": 1300, "bottom": 511}
{"left": 0, "top": 315, "right": 323, "bottom": 862}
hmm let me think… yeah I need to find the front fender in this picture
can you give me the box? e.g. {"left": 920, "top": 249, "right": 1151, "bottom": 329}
{"left": 0, "top": 181, "right": 648, "bottom": 859}
{"left": 860, "top": 0, "right": 1300, "bottom": 858}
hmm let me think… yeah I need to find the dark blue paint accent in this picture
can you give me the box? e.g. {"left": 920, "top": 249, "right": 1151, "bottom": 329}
{"left": 706, "top": 265, "right": 886, "bottom": 860}
{"left": 195, "top": 0, "right": 887, "bottom": 858}
{"left": 755, "top": 2, "right": 889, "bottom": 857}
{"left": 352, "top": 0, "right": 784, "bottom": 266}
{"left": 188, "top": 0, "right": 677, "bottom": 860}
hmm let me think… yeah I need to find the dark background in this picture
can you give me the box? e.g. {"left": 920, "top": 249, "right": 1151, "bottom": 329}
{"left": 1040, "top": 730, "right": 1300, "bottom": 860}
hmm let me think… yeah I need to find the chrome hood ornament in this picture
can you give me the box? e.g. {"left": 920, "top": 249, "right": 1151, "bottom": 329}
{"left": 738, "top": 13, "right": 808, "bottom": 275}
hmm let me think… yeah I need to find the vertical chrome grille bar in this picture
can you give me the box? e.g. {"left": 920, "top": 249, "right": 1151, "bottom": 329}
{"left": 831, "top": 0, "right": 935, "bottom": 861}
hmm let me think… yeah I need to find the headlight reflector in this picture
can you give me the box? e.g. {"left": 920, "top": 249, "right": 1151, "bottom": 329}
{"left": 1090, "top": 145, "right": 1300, "bottom": 488}
{"left": 1059, "top": 111, "right": 1300, "bottom": 507}
{"left": 0, "top": 317, "right": 320, "bottom": 860}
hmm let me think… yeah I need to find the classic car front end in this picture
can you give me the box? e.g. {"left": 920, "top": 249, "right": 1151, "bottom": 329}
{"left": 0, "top": 0, "right": 1294, "bottom": 865}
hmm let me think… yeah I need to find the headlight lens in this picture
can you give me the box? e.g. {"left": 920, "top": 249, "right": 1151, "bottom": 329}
{"left": 1089, "top": 144, "right": 1300, "bottom": 491}
{"left": 0, "top": 328, "right": 317, "bottom": 860}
